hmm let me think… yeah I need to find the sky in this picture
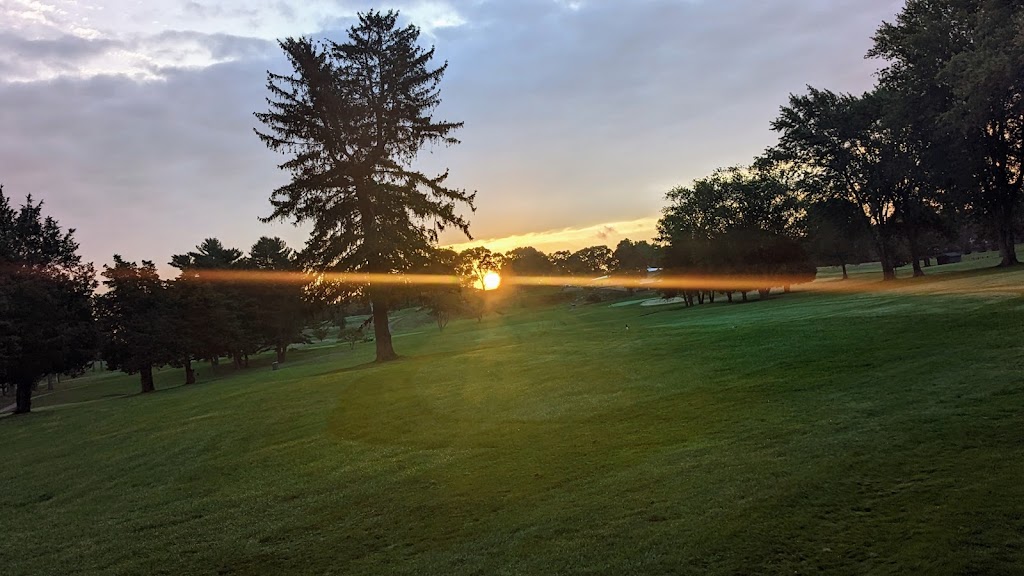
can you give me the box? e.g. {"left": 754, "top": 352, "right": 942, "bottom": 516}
{"left": 0, "top": 0, "right": 905, "bottom": 273}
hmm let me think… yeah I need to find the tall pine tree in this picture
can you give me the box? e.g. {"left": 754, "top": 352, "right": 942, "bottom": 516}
{"left": 255, "top": 10, "right": 475, "bottom": 362}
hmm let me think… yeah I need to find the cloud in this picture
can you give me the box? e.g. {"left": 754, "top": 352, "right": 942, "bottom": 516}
{"left": 0, "top": 28, "right": 276, "bottom": 81}
{"left": 596, "top": 226, "right": 616, "bottom": 241}
{"left": 0, "top": 0, "right": 905, "bottom": 273}
{"left": 0, "top": 57, "right": 299, "bottom": 275}
{"left": 401, "top": 1, "right": 466, "bottom": 35}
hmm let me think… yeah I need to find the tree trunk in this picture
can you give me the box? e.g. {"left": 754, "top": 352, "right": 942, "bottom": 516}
{"left": 371, "top": 299, "right": 398, "bottom": 362}
{"left": 275, "top": 345, "right": 286, "bottom": 364}
{"left": 873, "top": 225, "right": 897, "bottom": 281}
{"left": 184, "top": 358, "right": 196, "bottom": 385}
{"left": 46, "top": 374, "right": 55, "bottom": 391}
{"left": 758, "top": 288, "right": 770, "bottom": 299}
{"left": 879, "top": 242, "right": 896, "bottom": 280}
{"left": 741, "top": 291, "right": 748, "bottom": 302}
{"left": 841, "top": 263, "right": 848, "bottom": 280}
{"left": 140, "top": 365, "right": 155, "bottom": 394}
{"left": 14, "top": 378, "right": 33, "bottom": 414}
{"left": 908, "top": 232, "right": 925, "bottom": 278}
{"left": 784, "top": 285, "right": 791, "bottom": 294}
{"left": 726, "top": 292, "right": 733, "bottom": 303}
{"left": 997, "top": 206, "right": 1019, "bottom": 266}
{"left": 708, "top": 292, "right": 716, "bottom": 304}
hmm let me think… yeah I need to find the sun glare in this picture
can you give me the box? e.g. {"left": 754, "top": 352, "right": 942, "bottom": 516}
{"left": 481, "top": 270, "right": 502, "bottom": 290}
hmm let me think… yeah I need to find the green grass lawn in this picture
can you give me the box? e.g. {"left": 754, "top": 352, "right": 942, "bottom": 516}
{"left": 2, "top": 264, "right": 1024, "bottom": 575}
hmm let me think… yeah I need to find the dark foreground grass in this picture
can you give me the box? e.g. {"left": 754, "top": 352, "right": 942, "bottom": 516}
{"left": 2, "top": 268, "right": 1023, "bottom": 575}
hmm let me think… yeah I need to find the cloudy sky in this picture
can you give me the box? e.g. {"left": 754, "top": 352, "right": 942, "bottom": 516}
{"left": 1, "top": 0, "right": 903, "bottom": 271}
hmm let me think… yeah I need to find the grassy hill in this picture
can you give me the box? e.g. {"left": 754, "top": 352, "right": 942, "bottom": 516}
{"left": 2, "top": 258, "right": 1023, "bottom": 575}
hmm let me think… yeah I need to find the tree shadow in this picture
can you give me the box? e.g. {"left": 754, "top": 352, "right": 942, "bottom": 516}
{"left": 313, "top": 359, "right": 386, "bottom": 378}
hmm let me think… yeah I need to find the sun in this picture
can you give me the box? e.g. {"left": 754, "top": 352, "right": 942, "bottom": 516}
{"left": 481, "top": 270, "right": 502, "bottom": 291}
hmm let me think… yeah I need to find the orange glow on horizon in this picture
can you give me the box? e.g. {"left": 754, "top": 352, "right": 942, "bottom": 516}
{"left": 445, "top": 216, "right": 659, "bottom": 254}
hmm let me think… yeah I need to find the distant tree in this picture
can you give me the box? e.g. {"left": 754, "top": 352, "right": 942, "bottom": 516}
{"left": 245, "top": 237, "right": 311, "bottom": 363}
{"left": 255, "top": 10, "right": 475, "bottom": 362}
{"left": 550, "top": 250, "right": 573, "bottom": 276}
{"left": 0, "top": 187, "right": 97, "bottom": 414}
{"left": 171, "top": 238, "right": 244, "bottom": 270}
{"left": 658, "top": 165, "right": 813, "bottom": 303}
{"left": 312, "top": 325, "right": 330, "bottom": 342}
{"left": 566, "top": 246, "right": 614, "bottom": 276}
{"left": 425, "top": 289, "right": 464, "bottom": 331}
{"left": 96, "top": 256, "right": 176, "bottom": 394}
{"left": 503, "top": 246, "right": 555, "bottom": 277}
{"left": 165, "top": 280, "right": 201, "bottom": 384}
{"left": 419, "top": 247, "right": 462, "bottom": 331}
{"left": 171, "top": 238, "right": 254, "bottom": 370}
{"left": 457, "top": 247, "right": 503, "bottom": 289}
{"left": 248, "top": 236, "right": 295, "bottom": 270}
{"left": 805, "top": 198, "right": 875, "bottom": 279}
{"left": 657, "top": 174, "right": 730, "bottom": 303}
{"left": 338, "top": 327, "right": 363, "bottom": 350}
{"left": 613, "top": 239, "right": 660, "bottom": 275}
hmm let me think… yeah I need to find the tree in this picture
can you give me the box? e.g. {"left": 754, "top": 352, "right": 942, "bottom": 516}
{"left": 171, "top": 238, "right": 244, "bottom": 270}
{"left": 171, "top": 238, "right": 253, "bottom": 370}
{"left": 96, "top": 256, "right": 175, "bottom": 394}
{"left": 805, "top": 198, "right": 875, "bottom": 279}
{"left": 456, "top": 247, "right": 503, "bottom": 290}
{"left": 503, "top": 246, "right": 555, "bottom": 277}
{"left": 657, "top": 173, "right": 733, "bottom": 302}
{"left": 870, "top": 0, "right": 1023, "bottom": 266}
{"left": 773, "top": 88, "right": 911, "bottom": 280}
{"left": 255, "top": 10, "right": 475, "bottom": 362}
{"left": 248, "top": 236, "right": 295, "bottom": 270}
{"left": 0, "top": 187, "right": 97, "bottom": 414}
{"left": 246, "top": 236, "right": 311, "bottom": 363}
{"left": 657, "top": 165, "right": 813, "bottom": 302}
{"left": 550, "top": 250, "right": 573, "bottom": 276}
{"left": 164, "top": 279, "right": 201, "bottom": 384}
{"left": 566, "top": 246, "right": 615, "bottom": 276}
{"left": 418, "top": 247, "right": 461, "bottom": 331}
{"left": 613, "top": 239, "right": 659, "bottom": 276}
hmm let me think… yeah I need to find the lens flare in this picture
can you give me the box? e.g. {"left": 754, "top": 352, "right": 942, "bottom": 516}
{"left": 147, "top": 267, "right": 1024, "bottom": 300}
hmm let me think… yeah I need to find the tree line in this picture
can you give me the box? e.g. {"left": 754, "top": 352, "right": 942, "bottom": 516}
{"left": 658, "top": 0, "right": 1022, "bottom": 306}
{"left": 1, "top": 190, "right": 321, "bottom": 413}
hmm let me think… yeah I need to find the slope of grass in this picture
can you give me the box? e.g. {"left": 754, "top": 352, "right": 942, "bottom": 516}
{"left": 2, "top": 267, "right": 1023, "bottom": 575}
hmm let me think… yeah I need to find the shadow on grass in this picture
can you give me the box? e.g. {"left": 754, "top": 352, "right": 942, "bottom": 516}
{"left": 313, "top": 359, "right": 385, "bottom": 378}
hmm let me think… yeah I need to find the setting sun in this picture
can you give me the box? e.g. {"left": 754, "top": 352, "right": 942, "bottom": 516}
{"left": 481, "top": 271, "right": 502, "bottom": 291}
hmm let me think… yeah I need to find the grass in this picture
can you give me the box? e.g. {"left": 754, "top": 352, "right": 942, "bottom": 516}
{"left": 2, "top": 258, "right": 1024, "bottom": 575}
